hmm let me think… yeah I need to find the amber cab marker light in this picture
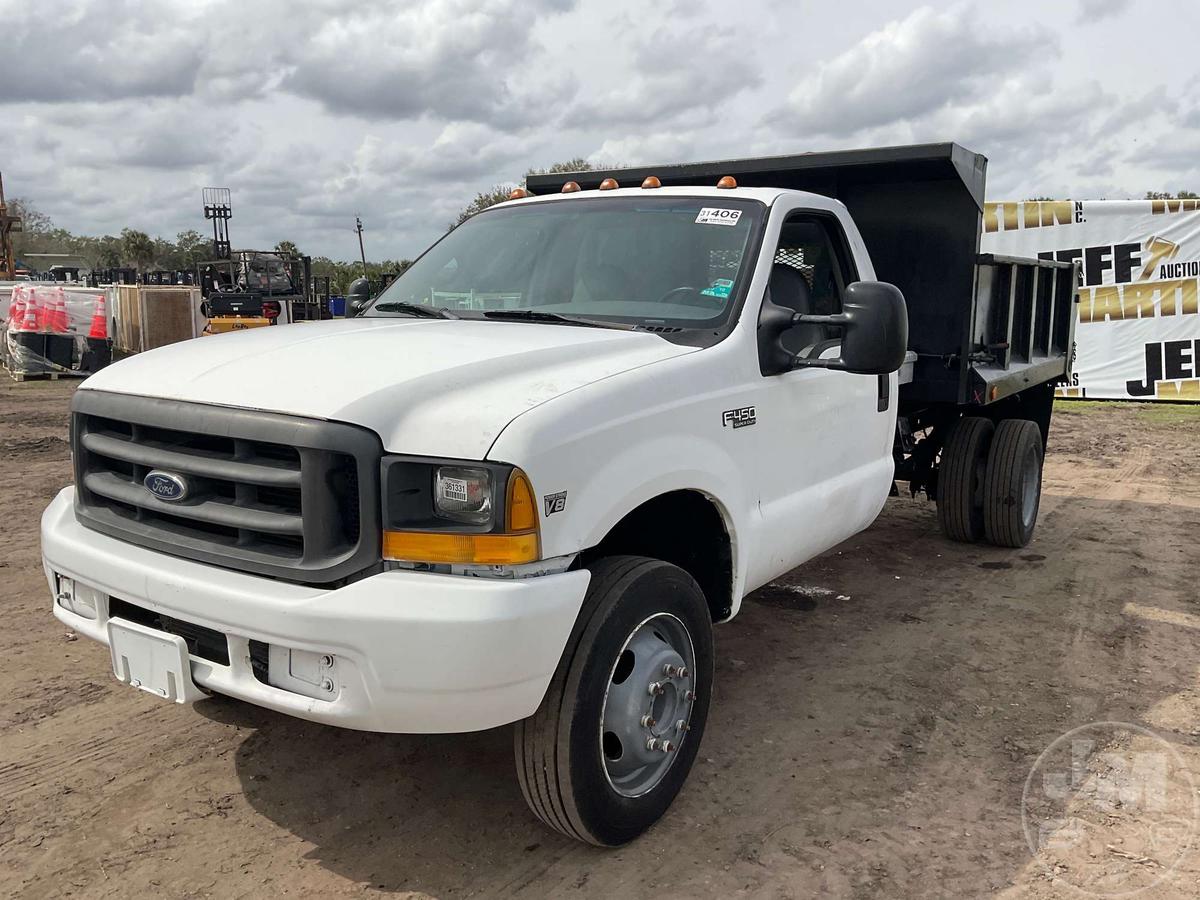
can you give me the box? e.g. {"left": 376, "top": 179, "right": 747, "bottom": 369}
{"left": 508, "top": 187, "right": 529, "bottom": 199}
{"left": 641, "top": 176, "right": 662, "bottom": 189}
{"left": 716, "top": 176, "right": 737, "bottom": 189}
{"left": 561, "top": 181, "right": 581, "bottom": 193}
{"left": 598, "top": 178, "right": 619, "bottom": 191}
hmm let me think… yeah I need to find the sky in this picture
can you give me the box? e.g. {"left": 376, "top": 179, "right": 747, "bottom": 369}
{"left": 1, "top": 0, "right": 1197, "bottom": 261}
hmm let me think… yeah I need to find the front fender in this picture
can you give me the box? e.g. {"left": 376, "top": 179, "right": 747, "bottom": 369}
{"left": 487, "top": 356, "right": 761, "bottom": 616}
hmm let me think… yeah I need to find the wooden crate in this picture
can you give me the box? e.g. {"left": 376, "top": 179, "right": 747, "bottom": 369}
{"left": 113, "top": 285, "right": 201, "bottom": 353}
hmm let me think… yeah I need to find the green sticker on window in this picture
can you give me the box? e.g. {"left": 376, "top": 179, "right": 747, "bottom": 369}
{"left": 700, "top": 278, "right": 734, "bottom": 299}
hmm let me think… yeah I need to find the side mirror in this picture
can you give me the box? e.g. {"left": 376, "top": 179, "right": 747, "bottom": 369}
{"left": 758, "top": 280, "right": 908, "bottom": 376}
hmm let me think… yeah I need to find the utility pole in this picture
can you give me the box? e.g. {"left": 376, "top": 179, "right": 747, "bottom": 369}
{"left": 355, "top": 216, "right": 367, "bottom": 274}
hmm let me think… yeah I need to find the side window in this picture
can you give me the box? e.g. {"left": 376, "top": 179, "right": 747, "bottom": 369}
{"left": 768, "top": 213, "right": 857, "bottom": 355}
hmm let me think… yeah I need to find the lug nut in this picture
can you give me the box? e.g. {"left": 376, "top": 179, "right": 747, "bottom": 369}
{"left": 677, "top": 666, "right": 689, "bottom": 679}
{"left": 320, "top": 654, "right": 334, "bottom": 668}
{"left": 684, "top": 689, "right": 697, "bottom": 701}
{"left": 662, "top": 664, "right": 679, "bottom": 677}
{"left": 676, "top": 718, "right": 686, "bottom": 732}
{"left": 320, "top": 677, "right": 335, "bottom": 693}
{"left": 646, "top": 738, "right": 660, "bottom": 751}
{"left": 648, "top": 681, "right": 665, "bottom": 696}
{"left": 640, "top": 714, "right": 657, "bottom": 728}
{"left": 660, "top": 740, "right": 675, "bottom": 753}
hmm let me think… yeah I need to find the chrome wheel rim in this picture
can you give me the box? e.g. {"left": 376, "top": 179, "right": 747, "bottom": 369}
{"left": 599, "top": 612, "right": 696, "bottom": 798}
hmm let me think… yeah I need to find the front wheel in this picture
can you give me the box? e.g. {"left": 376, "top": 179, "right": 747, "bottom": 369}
{"left": 514, "top": 556, "right": 714, "bottom": 845}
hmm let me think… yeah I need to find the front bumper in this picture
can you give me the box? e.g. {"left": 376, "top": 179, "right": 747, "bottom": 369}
{"left": 41, "top": 487, "right": 589, "bottom": 733}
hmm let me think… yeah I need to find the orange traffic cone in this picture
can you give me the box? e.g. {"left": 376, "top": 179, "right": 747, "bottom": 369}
{"left": 48, "top": 288, "right": 70, "bottom": 334}
{"left": 8, "top": 285, "right": 26, "bottom": 330}
{"left": 20, "top": 288, "right": 40, "bottom": 332}
{"left": 88, "top": 295, "right": 108, "bottom": 340}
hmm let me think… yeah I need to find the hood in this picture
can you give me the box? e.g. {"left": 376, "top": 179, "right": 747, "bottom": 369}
{"left": 81, "top": 318, "right": 695, "bottom": 458}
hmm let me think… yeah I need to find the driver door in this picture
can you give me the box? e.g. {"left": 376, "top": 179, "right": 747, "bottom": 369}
{"left": 746, "top": 210, "right": 896, "bottom": 588}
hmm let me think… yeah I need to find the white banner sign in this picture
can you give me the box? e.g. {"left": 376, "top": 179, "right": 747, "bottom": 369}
{"left": 981, "top": 199, "right": 1200, "bottom": 401}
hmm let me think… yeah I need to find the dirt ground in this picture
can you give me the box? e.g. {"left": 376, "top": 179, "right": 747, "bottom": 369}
{"left": 2, "top": 378, "right": 1200, "bottom": 899}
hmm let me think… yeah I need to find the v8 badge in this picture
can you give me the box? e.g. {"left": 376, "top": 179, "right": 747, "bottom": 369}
{"left": 544, "top": 491, "right": 567, "bottom": 516}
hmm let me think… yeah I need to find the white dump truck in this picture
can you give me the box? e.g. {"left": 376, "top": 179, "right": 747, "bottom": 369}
{"left": 42, "top": 144, "right": 1076, "bottom": 845}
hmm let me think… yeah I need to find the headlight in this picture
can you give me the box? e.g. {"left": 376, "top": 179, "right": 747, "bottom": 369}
{"left": 381, "top": 457, "right": 540, "bottom": 565}
{"left": 434, "top": 466, "right": 492, "bottom": 524}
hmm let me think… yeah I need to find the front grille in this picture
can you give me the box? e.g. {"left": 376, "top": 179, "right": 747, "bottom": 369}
{"left": 72, "top": 391, "right": 382, "bottom": 584}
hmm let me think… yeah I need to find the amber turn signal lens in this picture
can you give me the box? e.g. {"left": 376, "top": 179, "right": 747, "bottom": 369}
{"left": 598, "top": 178, "right": 619, "bottom": 191}
{"left": 716, "top": 176, "right": 737, "bottom": 189}
{"left": 508, "top": 188, "right": 529, "bottom": 199}
{"left": 641, "top": 176, "right": 661, "bottom": 189}
{"left": 561, "top": 181, "right": 581, "bottom": 193}
{"left": 383, "top": 531, "right": 539, "bottom": 565}
{"left": 507, "top": 470, "right": 538, "bottom": 533}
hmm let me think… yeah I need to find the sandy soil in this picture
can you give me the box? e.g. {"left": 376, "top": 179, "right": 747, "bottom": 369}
{"left": 2, "top": 379, "right": 1200, "bottom": 899}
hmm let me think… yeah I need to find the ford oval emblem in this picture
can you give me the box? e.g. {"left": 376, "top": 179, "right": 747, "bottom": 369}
{"left": 144, "top": 470, "right": 189, "bottom": 502}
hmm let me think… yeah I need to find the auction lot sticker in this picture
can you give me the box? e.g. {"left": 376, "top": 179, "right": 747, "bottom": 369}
{"left": 1021, "top": 721, "right": 1197, "bottom": 896}
{"left": 695, "top": 207, "right": 742, "bottom": 226}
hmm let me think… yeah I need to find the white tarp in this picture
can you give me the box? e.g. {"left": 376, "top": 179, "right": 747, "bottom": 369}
{"left": 981, "top": 199, "right": 1200, "bottom": 401}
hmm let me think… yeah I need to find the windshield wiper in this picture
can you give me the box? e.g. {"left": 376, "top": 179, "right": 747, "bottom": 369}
{"left": 480, "top": 309, "right": 632, "bottom": 329}
{"left": 372, "top": 301, "right": 459, "bottom": 319}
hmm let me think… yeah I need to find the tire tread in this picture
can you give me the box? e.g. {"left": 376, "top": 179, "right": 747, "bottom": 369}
{"left": 937, "top": 416, "right": 994, "bottom": 543}
{"left": 514, "top": 555, "right": 655, "bottom": 844}
{"left": 983, "top": 419, "right": 1043, "bottom": 548}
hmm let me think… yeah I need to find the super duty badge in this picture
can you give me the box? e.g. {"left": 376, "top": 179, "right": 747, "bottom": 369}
{"left": 722, "top": 406, "right": 756, "bottom": 429}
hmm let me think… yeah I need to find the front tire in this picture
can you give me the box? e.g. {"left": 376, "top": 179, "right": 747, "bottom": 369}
{"left": 514, "top": 556, "right": 714, "bottom": 846}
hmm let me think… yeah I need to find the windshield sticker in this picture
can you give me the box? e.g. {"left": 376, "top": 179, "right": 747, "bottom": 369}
{"left": 700, "top": 278, "right": 734, "bottom": 299}
{"left": 695, "top": 207, "right": 742, "bottom": 227}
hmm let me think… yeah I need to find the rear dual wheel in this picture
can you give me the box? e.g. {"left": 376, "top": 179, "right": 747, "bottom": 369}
{"left": 515, "top": 556, "right": 713, "bottom": 846}
{"left": 937, "top": 416, "right": 1044, "bottom": 548}
{"left": 982, "top": 419, "right": 1043, "bottom": 548}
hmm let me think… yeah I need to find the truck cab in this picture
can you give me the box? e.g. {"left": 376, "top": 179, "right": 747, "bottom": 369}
{"left": 42, "top": 144, "right": 1073, "bottom": 846}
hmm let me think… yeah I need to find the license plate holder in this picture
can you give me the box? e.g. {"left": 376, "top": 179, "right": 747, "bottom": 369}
{"left": 108, "top": 617, "right": 206, "bottom": 704}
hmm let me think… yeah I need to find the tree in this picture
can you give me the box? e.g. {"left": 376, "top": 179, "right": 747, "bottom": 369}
{"left": 275, "top": 239, "right": 300, "bottom": 258}
{"left": 450, "top": 158, "right": 597, "bottom": 229}
{"left": 94, "top": 236, "right": 122, "bottom": 269}
{"left": 120, "top": 228, "right": 155, "bottom": 270}
{"left": 174, "top": 230, "right": 208, "bottom": 270}
{"left": 1145, "top": 191, "right": 1198, "bottom": 200}
{"left": 452, "top": 185, "right": 519, "bottom": 228}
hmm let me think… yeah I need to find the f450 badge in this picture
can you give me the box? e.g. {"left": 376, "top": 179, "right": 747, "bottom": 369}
{"left": 722, "top": 406, "right": 756, "bottom": 429}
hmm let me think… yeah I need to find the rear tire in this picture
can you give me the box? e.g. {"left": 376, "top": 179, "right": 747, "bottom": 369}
{"left": 983, "top": 419, "right": 1044, "bottom": 548}
{"left": 514, "top": 556, "right": 714, "bottom": 846}
{"left": 936, "top": 416, "right": 995, "bottom": 543}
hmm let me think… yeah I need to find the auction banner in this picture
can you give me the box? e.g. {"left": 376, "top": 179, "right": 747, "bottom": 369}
{"left": 981, "top": 199, "right": 1200, "bottom": 401}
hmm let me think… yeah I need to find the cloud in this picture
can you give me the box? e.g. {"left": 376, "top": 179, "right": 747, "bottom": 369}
{"left": 563, "top": 22, "right": 762, "bottom": 129}
{"left": 0, "top": 0, "right": 1190, "bottom": 260}
{"left": 1077, "top": 0, "right": 1132, "bottom": 24}
{"left": 0, "top": 0, "right": 205, "bottom": 102}
{"left": 279, "top": 0, "right": 576, "bottom": 125}
{"left": 769, "top": 5, "right": 1056, "bottom": 138}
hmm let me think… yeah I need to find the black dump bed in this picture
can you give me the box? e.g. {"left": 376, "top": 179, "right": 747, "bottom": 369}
{"left": 527, "top": 143, "right": 1078, "bottom": 409}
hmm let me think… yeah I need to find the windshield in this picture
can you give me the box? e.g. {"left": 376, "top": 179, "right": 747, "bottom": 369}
{"left": 364, "top": 196, "right": 764, "bottom": 331}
